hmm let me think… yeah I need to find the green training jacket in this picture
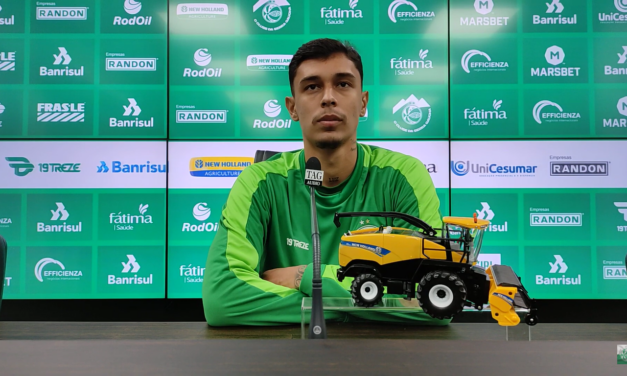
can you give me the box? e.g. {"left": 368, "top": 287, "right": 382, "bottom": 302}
{"left": 202, "top": 143, "right": 450, "bottom": 326}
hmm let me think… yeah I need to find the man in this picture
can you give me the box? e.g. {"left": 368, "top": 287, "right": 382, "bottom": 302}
{"left": 202, "top": 38, "right": 447, "bottom": 326}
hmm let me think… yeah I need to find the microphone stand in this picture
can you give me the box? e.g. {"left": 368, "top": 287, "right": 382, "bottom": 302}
{"left": 308, "top": 184, "right": 326, "bottom": 339}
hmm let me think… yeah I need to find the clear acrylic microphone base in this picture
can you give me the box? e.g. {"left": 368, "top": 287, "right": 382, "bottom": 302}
{"left": 301, "top": 297, "right": 532, "bottom": 341}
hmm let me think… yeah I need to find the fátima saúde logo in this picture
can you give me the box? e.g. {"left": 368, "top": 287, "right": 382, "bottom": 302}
{"left": 182, "top": 202, "right": 219, "bottom": 233}
{"left": 113, "top": 0, "right": 152, "bottom": 26}
{"left": 461, "top": 49, "right": 509, "bottom": 73}
{"left": 183, "top": 48, "right": 222, "bottom": 78}
{"left": 35, "top": 257, "right": 83, "bottom": 282}
{"left": 108, "top": 255, "right": 153, "bottom": 285}
{"left": 451, "top": 160, "right": 538, "bottom": 177}
{"left": 390, "top": 49, "right": 433, "bottom": 76}
{"left": 388, "top": 0, "right": 436, "bottom": 23}
{"left": 532, "top": 100, "right": 581, "bottom": 125}
{"left": 177, "top": 2, "right": 228, "bottom": 19}
{"left": 392, "top": 94, "right": 431, "bottom": 133}
{"left": 109, "top": 204, "right": 153, "bottom": 231}
{"left": 253, "top": 0, "right": 292, "bottom": 31}
{"left": 180, "top": 263, "right": 205, "bottom": 284}
{"left": 535, "top": 255, "right": 581, "bottom": 286}
{"left": 464, "top": 99, "right": 507, "bottom": 126}
{"left": 320, "top": 0, "right": 363, "bottom": 25}
{"left": 189, "top": 157, "right": 253, "bottom": 177}
{"left": 175, "top": 105, "right": 227, "bottom": 124}
{"left": 109, "top": 98, "right": 154, "bottom": 128}
{"left": 602, "top": 96, "right": 627, "bottom": 128}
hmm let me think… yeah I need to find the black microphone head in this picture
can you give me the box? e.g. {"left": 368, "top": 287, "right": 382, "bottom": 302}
{"left": 304, "top": 157, "right": 323, "bottom": 187}
{"left": 305, "top": 157, "right": 321, "bottom": 171}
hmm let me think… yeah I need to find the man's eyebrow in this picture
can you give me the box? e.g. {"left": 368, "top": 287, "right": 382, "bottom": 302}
{"left": 298, "top": 72, "right": 357, "bottom": 85}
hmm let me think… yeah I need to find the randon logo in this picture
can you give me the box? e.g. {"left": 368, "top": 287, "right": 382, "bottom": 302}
{"left": 549, "top": 255, "right": 568, "bottom": 273}
{"left": 476, "top": 202, "right": 495, "bottom": 221}
{"left": 461, "top": 49, "right": 491, "bottom": 73}
{"left": 121, "top": 255, "right": 141, "bottom": 273}
{"left": 53, "top": 47, "right": 72, "bottom": 65}
{"left": 546, "top": 0, "right": 564, "bottom": 14}
{"left": 193, "top": 203, "right": 211, "bottom": 221}
{"left": 545, "top": 46, "right": 564, "bottom": 66}
{"left": 474, "top": 0, "right": 494, "bottom": 15}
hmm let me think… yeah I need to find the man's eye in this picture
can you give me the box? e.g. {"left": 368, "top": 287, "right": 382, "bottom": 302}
{"left": 339, "top": 82, "right": 349, "bottom": 87}
{"left": 306, "top": 84, "right": 317, "bottom": 90}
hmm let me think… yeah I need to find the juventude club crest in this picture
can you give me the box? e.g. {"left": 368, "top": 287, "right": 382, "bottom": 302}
{"left": 253, "top": 0, "right": 291, "bottom": 31}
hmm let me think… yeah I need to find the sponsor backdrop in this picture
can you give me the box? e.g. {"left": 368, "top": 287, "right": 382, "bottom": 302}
{"left": 0, "top": 0, "right": 625, "bottom": 300}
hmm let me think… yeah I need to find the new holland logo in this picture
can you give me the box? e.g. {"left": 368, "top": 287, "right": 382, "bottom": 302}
{"left": 536, "top": 255, "right": 581, "bottom": 285}
{"left": 321, "top": 0, "right": 363, "bottom": 25}
{"left": 39, "top": 47, "right": 85, "bottom": 77}
{"left": 0, "top": 51, "right": 15, "bottom": 71}
{"left": 461, "top": 49, "right": 508, "bottom": 73}
{"left": 182, "top": 202, "right": 219, "bottom": 232}
{"left": 253, "top": 0, "right": 291, "bottom": 31}
{"left": 109, "top": 98, "right": 154, "bottom": 128}
{"left": 113, "top": 0, "right": 152, "bottom": 26}
{"left": 246, "top": 54, "right": 292, "bottom": 71}
{"left": 532, "top": 100, "right": 581, "bottom": 124}
{"left": 530, "top": 45, "right": 581, "bottom": 77}
{"left": 392, "top": 94, "right": 431, "bottom": 133}
{"left": 183, "top": 48, "right": 222, "bottom": 78}
{"left": 105, "top": 52, "right": 157, "bottom": 71}
{"left": 464, "top": 99, "right": 507, "bottom": 126}
{"left": 189, "top": 157, "right": 253, "bottom": 177}
{"left": 35, "top": 258, "right": 83, "bottom": 282}
{"left": 177, "top": 3, "right": 229, "bottom": 19}
{"left": 602, "top": 96, "right": 627, "bottom": 128}
{"left": 36, "top": 6, "right": 88, "bottom": 20}
{"left": 603, "top": 260, "right": 626, "bottom": 280}
{"left": 604, "top": 46, "right": 627, "bottom": 76}
{"left": 253, "top": 99, "right": 292, "bottom": 129}
{"left": 598, "top": 0, "right": 627, "bottom": 24}
{"left": 390, "top": 49, "right": 433, "bottom": 76}
{"left": 533, "top": 0, "right": 577, "bottom": 25}
{"left": 37, "top": 103, "right": 85, "bottom": 123}
{"left": 387, "top": 0, "right": 435, "bottom": 23}
{"left": 175, "top": 105, "right": 227, "bottom": 124}
{"left": 529, "top": 209, "right": 582, "bottom": 227}
{"left": 108, "top": 255, "right": 153, "bottom": 285}
{"left": 109, "top": 204, "right": 153, "bottom": 231}
{"left": 550, "top": 161, "right": 609, "bottom": 176}
{"left": 0, "top": 4, "right": 16, "bottom": 25}
{"left": 37, "top": 202, "right": 83, "bottom": 233}
{"left": 461, "top": 0, "right": 509, "bottom": 26}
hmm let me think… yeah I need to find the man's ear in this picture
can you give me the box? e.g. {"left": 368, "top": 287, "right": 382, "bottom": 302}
{"left": 285, "top": 96, "right": 299, "bottom": 121}
{"left": 360, "top": 90, "right": 369, "bottom": 117}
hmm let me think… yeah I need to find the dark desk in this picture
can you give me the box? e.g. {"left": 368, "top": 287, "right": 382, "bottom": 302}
{"left": 0, "top": 322, "right": 625, "bottom": 375}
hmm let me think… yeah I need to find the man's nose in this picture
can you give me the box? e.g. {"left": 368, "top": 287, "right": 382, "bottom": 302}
{"left": 321, "top": 87, "right": 337, "bottom": 107}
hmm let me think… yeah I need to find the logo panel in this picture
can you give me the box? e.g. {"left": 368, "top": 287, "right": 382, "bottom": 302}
{"left": 379, "top": 38, "right": 448, "bottom": 86}
{"left": 595, "top": 193, "right": 627, "bottom": 242}
{"left": 169, "top": 90, "right": 236, "bottom": 139}
{"left": 380, "top": 0, "right": 445, "bottom": 34}
{"left": 523, "top": 0, "right": 586, "bottom": 33}
{"left": 595, "top": 90, "right": 627, "bottom": 135}
{"left": 0, "top": 194, "right": 21, "bottom": 241}
{"left": 100, "top": 39, "right": 165, "bottom": 85}
{"left": 379, "top": 89, "right": 447, "bottom": 138}
{"left": 26, "top": 194, "right": 93, "bottom": 242}
{"left": 25, "top": 246, "right": 92, "bottom": 295}
{"left": 97, "top": 193, "right": 165, "bottom": 241}
{"left": 239, "top": 92, "right": 301, "bottom": 139}
{"left": 169, "top": 40, "right": 234, "bottom": 86}
{"left": 169, "top": 0, "right": 234, "bottom": 35}
{"left": 31, "top": 0, "right": 95, "bottom": 34}
{"left": 29, "top": 40, "right": 94, "bottom": 85}
{"left": 451, "top": 192, "right": 518, "bottom": 241}
{"left": 310, "top": 0, "right": 373, "bottom": 34}
{"left": 96, "top": 246, "right": 164, "bottom": 296}
{"left": 524, "top": 193, "right": 591, "bottom": 241}
{"left": 98, "top": 90, "right": 166, "bottom": 137}
{"left": 0, "top": 89, "right": 24, "bottom": 137}
{"left": 524, "top": 246, "right": 591, "bottom": 297}
{"left": 100, "top": 0, "right": 166, "bottom": 34}
{"left": 167, "top": 191, "right": 228, "bottom": 242}
{"left": 451, "top": 89, "right": 518, "bottom": 138}
{"left": 450, "top": 0, "right": 517, "bottom": 33}
{"left": 451, "top": 38, "right": 518, "bottom": 84}
{"left": 524, "top": 38, "right": 588, "bottom": 84}
{"left": 27, "top": 90, "right": 94, "bottom": 137}
{"left": 523, "top": 89, "right": 589, "bottom": 136}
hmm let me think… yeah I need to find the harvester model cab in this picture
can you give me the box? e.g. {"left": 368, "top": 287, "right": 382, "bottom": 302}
{"left": 333, "top": 211, "right": 538, "bottom": 326}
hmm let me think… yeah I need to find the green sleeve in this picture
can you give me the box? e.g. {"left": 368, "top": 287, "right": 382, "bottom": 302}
{"left": 201, "top": 166, "right": 345, "bottom": 326}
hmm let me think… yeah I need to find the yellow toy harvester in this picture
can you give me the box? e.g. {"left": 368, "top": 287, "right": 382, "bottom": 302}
{"left": 334, "top": 211, "right": 538, "bottom": 326}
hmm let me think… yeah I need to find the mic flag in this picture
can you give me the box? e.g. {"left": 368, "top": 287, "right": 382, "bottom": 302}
{"left": 305, "top": 157, "right": 324, "bottom": 187}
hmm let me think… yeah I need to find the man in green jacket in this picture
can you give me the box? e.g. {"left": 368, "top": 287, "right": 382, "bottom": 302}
{"left": 202, "top": 38, "right": 449, "bottom": 327}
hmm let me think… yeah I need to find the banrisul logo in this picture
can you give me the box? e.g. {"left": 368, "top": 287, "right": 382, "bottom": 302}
{"left": 37, "top": 102, "right": 85, "bottom": 123}
{"left": 109, "top": 98, "right": 154, "bottom": 128}
{"left": 253, "top": 0, "right": 292, "bottom": 31}
{"left": 175, "top": 105, "right": 227, "bottom": 124}
{"left": 108, "top": 255, "right": 153, "bottom": 285}
{"left": 461, "top": 49, "right": 509, "bottom": 73}
{"left": 97, "top": 160, "right": 166, "bottom": 174}
{"left": 532, "top": 0, "right": 577, "bottom": 25}
{"left": 598, "top": 0, "right": 627, "bottom": 25}
{"left": 37, "top": 202, "right": 83, "bottom": 233}
{"left": 531, "top": 45, "right": 581, "bottom": 78}
{"left": 189, "top": 157, "right": 253, "bottom": 177}
{"left": 0, "top": 51, "right": 15, "bottom": 71}
{"left": 105, "top": 52, "right": 157, "bottom": 71}
{"left": 109, "top": 204, "right": 153, "bottom": 231}
{"left": 182, "top": 203, "right": 219, "bottom": 233}
{"left": 113, "top": 0, "right": 152, "bottom": 26}
{"left": 602, "top": 96, "right": 627, "bottom": 128}
{"left": 320, "top": 0, "right": 363, "bottom": 25}
{"left": 529, "top": 207, "right": 582, "bottom": 227}
{"left": 183, "top": 48, "right": 222, "bottom": 78}
{"left": 387, "top": 0, "right": 435, "bottom": 23}
{"left": 177, "top": 3, "right": 229, "bottom": 19}
{"left": 604, "top": 46, "right": 627, "bottom": 76}
{"left": 392, "top": 94, "right": 431, "bottom": 133}
{"left": 536, "top": 255, "right": 581, "bottom": 286}
{"left": 40, "top": 47, "right": 84, "bottom": 77}
{"left": 476, "top": 202, "right": 508, "bottom": 232}
{"left": 6, "top": 157, "right": 34, "bottom": 177}
{"left": 532, "top": 100, "right": 581, "bottom": 125}
{"left": 0, "top": 4, "right": 16, "bottom": 25}
{"left": 246, "top": 54, "right": 292, "bottom": 71}
{"left": 451, "top": 160, "right": 538, "bottom": 177}
{"left": 461, "top": 0, "right": 509, "bottom": 26}
{"left": 36, "top": 4, "right": 88, "bottom": 21}
{"left": 253, "top": 99, "right": 292, "bottom": 129}
{"left": 464, "top": 99, "right": 506, "bottom": 126}
{"left": 35, "top": 258, "right": 83, "bottom": 282}
{"left": 390, "top": 49, "right": 433, "bottom": 76}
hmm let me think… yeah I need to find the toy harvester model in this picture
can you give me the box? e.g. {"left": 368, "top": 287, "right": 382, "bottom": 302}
{"left": 334, "top": 211, "right": 538, "bottom": 326}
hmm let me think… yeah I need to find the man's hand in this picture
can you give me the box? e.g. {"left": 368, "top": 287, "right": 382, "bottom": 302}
{"left": 261, "top": 265, "right": 307, "bottom": 290}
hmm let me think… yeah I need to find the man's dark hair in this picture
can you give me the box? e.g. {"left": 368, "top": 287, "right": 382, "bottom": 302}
{"left": 288, "top": 38, "right": 363, "bottom": 96}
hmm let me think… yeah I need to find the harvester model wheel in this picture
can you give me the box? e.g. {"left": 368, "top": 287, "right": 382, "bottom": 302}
{"left": 351, "top": 273, "right": 383, "bottom": 307}
{"left": 417, "top": 271, "right": 467, "bottom": 320}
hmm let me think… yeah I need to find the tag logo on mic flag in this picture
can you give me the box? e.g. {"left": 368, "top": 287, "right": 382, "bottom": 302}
{"left": 305, "top": 169, "right": 323, "bottom": 187}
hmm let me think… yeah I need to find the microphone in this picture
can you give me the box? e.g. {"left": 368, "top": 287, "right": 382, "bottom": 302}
{"left": 304, "top": 156, "right": 326, "bottom": 339}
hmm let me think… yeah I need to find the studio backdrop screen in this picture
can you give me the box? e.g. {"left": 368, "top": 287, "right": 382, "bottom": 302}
{"left": 0, "top": 0, "right": 625, "bottom": 300}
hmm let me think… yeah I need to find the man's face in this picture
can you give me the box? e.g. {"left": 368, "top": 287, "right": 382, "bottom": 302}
{"left": 286, "top": 53, "right": 368, "bottom": 150}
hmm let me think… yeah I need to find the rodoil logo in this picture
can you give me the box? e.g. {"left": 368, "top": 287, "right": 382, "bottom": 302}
{"left": 108, "top": 255, "right": 153, "bottom": 285}
{"left": 37, "top": 202, "right": 83, "bottom": 233}
{"left": 109, "top": 98, "right": 154, "bottom": 128}
{"left": 320, "top": 0, "right": 363, "bottom": 25}
{"left": 35, "top": 258, "right": 83, "bottom": 282}
{"left": 253, "top": 100, "right": 292, "bottom": 129}
{"left": 387, "top": 0, "right": 435, "bottom": 23}
{"left": 40, "top": 47, "right": 84, "bottom": 77}
{"left": 182, "top": 203, "right": 219, "bottom": 233}
{"left": 0, "top": 51, "right": 16, "bottom": 71}
{"left": 183, "top": 49, "right": 222, "bottom": 78}
{"left": 113, "top": 0, "right": 152, "bottom": 26}
{"left": 535, "top": 255, "right": 581, "bottom": 285}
